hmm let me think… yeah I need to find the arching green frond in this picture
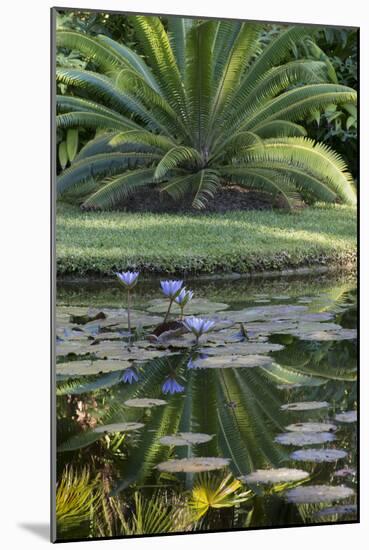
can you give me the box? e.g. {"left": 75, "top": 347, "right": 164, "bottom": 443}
{"left": 130, "top": 16, "right": 187, "bottom": 117}
{"left": 57, "top": 153, "right": 160, "bottom": 196}
{"left": 96, "top": 34, "right": 160, "bottom": 91}
{"left": 82, "top": 168, "right": 157, "bottom": 209}
{"left": 154, "top": 146, "right": 203, "bottom": 180}
{"left": 167, "top": 16, "right": 193, "bottom": 76}
{"left": 56, "top": 68, "right": 149, "bottom": 122}
{"left": 217, "top": 60, "right": 330, "bottom": 141}
{"left": 159, "top": 172, "right": 202, "bottom": 201}
{"left": 211, "top": 131, "right": 263, "bottom": 161}
{"left": 56, "top": 111, "right": 137, "bottom": 132}
{"left": 246, "top": 84, "right": 356, "bottom": 129}
{"left": 109, "top": 130, "right": 176, "bottom": 152}
{"left": 74, "top": 132, "right": 160, "bottom": 162}
{"left": 115, "top": 69, "right": 189, "bottom": 139}
{"left": 191, "top": 169, "right": 220, "bottom": 209}
{"left": 230, "top": 137, "right": 357, "bottom": 204}
{"left": 56, "top": 95, "right": 129, "bottom": 121}
{"left": 212, "top": 20, "right": 243, "bottom": 82}
{"left": 254, "top": 120, "right": 307, "bottom": 138}
{"left": 209, "top": 23, "right": 261, "bottom": 130}
{"left": 56, "top": 30, "right": 123, "bottom": 73}
{"left": 185, "top": 20, "right": 216, "bottom": 148}
{"left": 220, "top": 166, "right": 301, "bottom": 209}
{"left": 240, "top": 26, "right": 309, "bottom": 93}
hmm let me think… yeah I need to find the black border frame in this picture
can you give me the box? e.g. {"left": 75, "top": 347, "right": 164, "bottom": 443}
{"left": 50, "top": 6, "right": 360, "bottom": 543}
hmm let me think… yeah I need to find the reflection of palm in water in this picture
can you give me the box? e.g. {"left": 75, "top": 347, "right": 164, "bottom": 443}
{"left": 55, "top": 283, "right": 357, "bottom": 537}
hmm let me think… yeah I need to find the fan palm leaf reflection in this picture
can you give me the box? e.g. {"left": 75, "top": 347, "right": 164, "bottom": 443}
{"left": 55, "top": 278, "right": 357, "bottom": 537}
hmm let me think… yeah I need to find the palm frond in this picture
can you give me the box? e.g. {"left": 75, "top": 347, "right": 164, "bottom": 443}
{"left": 167, "top": 16, "right": 193, "bottom": 76}
{"left": 57, "top": 152, "right": 160, "bottom": 196}
{"left": 130, "top": 16, "right": 187, "bottom": 118}
{"left": 246, "top": 83, "right": 356, "bottom": 129}
{"left": 81, "top": 167, "right": 157, "bottom": 209}
{"left": 185, "top": 21, "right": 216, "bottom": 149}
{"left": 154, "top": 146, "right": 203, "bottom": 180}
{"left": 254, "top": 120, "right": 307, "bottom": 138}
{"left": 232, "top": 137, "right": 357, "bottom": 204}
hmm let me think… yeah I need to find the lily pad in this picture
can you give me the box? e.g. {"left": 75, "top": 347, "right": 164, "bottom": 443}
{"left": 298, "top": 329, "right": 357, "bottom": 341}
{"left": 198, "top": 342, "right": 284, "bottom": 356}
{"left": 285, "top": 485, "right": 354, "bottom": 504}
{"left": 335, "top": 410, "right": 357, "bottom": 423}
{"left": 56, "top": 340, "right": 95, "bottom": 357}
{"left": 281, "top": 401, "right": 329, "bottom": 411}
{"left": 94, "top": 422, "right": 144, "bottom": 433}
{"left": 147, "top": 298, "right": 229, "bottom": 315}
{"left": 290, "top": 449, "right": 347, "bottom": 463}
{"left": 334, "top": 468, "right": 356, "bottom": 478}
{"left": 315, "top": 504, "right": 357, "bottom": 517}
{"left": 239, "top": 468, "right": 309, "bottom": 484}
{"left": 156, "top": 457, "right": 230, "bottom": 473}
{"left": 124, "top": 398, "right": 167, "bottom": 408}
{"left": 285, "top": 422, "right": 337, "bottom": 433}
{"left": 159, "top": 432, "right": 214, "bottom": 446}
{"left": 93, "top": 342, "right": 169, "bottom": 361}
{"left": 193, "top": 354, "right": 273, "bottom": 369}
{"left": 56, "top": 359, "right": 131, "bottom": 376}
{"left": 226, "top": 305, "right": 308, "bottom": 323}
{"left": 275, "top": 432, "right": 336, "bottom": 446}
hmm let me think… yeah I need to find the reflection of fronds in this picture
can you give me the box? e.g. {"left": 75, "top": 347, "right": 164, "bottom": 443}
{"left": 56, "top": 466, "right": 102, "bottom": 532}
{"left": 188, "top": 473, "right": 252, "bottom": 520}
{"left": 93, "top": 491, "right": 192, "bottom": 536}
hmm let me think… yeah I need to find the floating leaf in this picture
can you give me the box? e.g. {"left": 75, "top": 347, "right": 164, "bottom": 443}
{"left": 56, "top": 359, "right": 131, "bottom": 375}
{"left": 275, "top": 432, "right": 336, "bottom": 446}
{"left": 298, "top": 329, "right": 357, "bottom": 341}
{"left": 159, "top": 432, "right": 214, "bottom": 446}
{"left": 335, "top": 410, "right": 357, "bottom": 423}
{"left": 199, "top": 342, "right": 284, "bottom": 355}
{"left": 226, "top": 305, "right": 308, "bottom": 323}
{"left": 94, "top": 422, "right": 144, "bottom": 433}
{"left": 147, "top": 298, "right": 229, "bottom": 315}
{"left": 156, "top": 457, "right": 230, "bottom": 473}
{"left": 56, "top": 340, "right": 95, "bottom": 357}
{"left": 315, "top": 504, "right": 357, "bottom": 517}
{"left": 290, "top": 449, "right": 347, "bottom": 462}
{"left": 285, "top": 485, "right": 354, "bottom": 504}
{"left": 239, "top": 468, "right": 309, "bottom": 484}
{"left": 193, "top": 354, "right": 273, "bottom": 369}
{"left": 124, "top": 398, "right": 167, "bottom": 408}
{"left": 285, "top": 422, "right": 337, "bottom": 433}
{"left": 334, "top": 468, "right": 356, "bottom": 478}
{"left": 281, "top": 401, "right": 329, "bottom": 411}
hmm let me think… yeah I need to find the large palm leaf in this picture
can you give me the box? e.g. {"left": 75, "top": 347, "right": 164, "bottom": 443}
{"left": 56, "top": 17, "right": 357, "bottom": 209}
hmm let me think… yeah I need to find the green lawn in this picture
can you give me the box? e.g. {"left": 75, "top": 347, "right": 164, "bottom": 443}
{"left": 56, "top": 203, "right": 357, "bottom": 277}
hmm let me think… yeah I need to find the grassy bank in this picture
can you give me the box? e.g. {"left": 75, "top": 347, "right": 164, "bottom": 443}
{"left": 56, "top": 203, "right": 357, "bottom": 277}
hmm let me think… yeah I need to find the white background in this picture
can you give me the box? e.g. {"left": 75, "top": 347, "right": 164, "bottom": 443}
{"left": 1, "top": 0, "right": 367, "bottom": 547}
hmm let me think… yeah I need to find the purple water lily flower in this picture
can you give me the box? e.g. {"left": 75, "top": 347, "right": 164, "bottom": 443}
{"left": 121, "top": 368, "right": 139, "bottom": 384}
{"left": 116, "top": 271, "right": 140, "bottom": 290}
{"left": 162, "top": 377, "right": 185, "bottom": 395}
{"left": 175, "top": 288, "right": 194, "bottom": 319}
{"left": 160, "top": 280, "right": 183, "bottom": 298}
{"left": 160, "top": 280, "right": 184, "bottom": 322}
{"left": 116, "top": 271, "right": 140, "bottom": 334}
{"left": 183, "top": 317, "right": 215, "bottom": 343}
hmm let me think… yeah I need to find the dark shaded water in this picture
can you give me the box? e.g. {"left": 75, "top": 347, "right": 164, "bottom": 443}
{"left": 55, "top": 274, "right": 357, "bottom": 540}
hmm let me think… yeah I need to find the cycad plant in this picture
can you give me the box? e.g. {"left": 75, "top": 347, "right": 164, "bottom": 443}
{"left": 56, "top": 15, "right": 357, "bottom": 209}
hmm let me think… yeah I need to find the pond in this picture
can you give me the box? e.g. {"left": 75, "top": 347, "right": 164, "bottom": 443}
{"left": 55, "top": 273, "right": 357, "bottom": 540}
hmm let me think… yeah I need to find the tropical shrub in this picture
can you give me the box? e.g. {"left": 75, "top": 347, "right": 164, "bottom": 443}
{"left": 56, "top": 16, "right": 357, "bottom": 209}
